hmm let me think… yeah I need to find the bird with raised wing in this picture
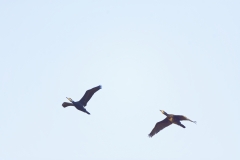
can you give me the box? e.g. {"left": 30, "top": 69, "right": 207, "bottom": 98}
{"left": 62, "top": 85, "right": 102, "bottom": 115}
{"left": 148, "top": 110, "right": 196, "bottom": 137}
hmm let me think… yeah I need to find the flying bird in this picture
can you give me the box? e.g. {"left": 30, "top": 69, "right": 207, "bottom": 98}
{"left": 62, "top": 85, "right": 102, "bottom": 115}
{"left": 148, "top": 110, "right": 196, "bottom": 137}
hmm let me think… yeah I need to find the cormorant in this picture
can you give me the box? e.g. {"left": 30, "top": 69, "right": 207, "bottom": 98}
{"left": 62, "top": 85, "right": 102, "bottom": 115}
{"left": 148, "top": 110, "right": 196, "bottom": 137}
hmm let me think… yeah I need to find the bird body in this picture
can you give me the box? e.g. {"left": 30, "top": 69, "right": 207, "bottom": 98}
{"left": 62, "top": 85, "right": 102, "bottom": 115}
{"left": 148, "top": 110, "right": 196, "bottom": 137}
{"left": 72, "top": 101, "right": 90, "bottom": 115}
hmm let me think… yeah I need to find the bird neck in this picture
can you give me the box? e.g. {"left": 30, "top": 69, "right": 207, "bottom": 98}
{"left": 163, "top": 111, "right": 169, "bottom": 116}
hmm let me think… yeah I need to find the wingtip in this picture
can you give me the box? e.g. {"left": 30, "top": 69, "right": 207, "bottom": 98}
{"left": 62, "top": 102, "right": 67, "bottom": 108}
{"left": 99, "top": 85, "right": 102, "bottom": 89}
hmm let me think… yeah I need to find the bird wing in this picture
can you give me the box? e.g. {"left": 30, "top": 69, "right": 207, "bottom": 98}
{"left": 174, "top": 115, "right": 196, "bottom": 123}
{"left": 79, "top": 85, "right": 102, "bottom": 106}
{"left": 148, "top": 118, "right": 172, "bottom": 137}
{"left": 62, "top": 102, "right": 74, "bottom": 108}
{"left": 174, "top": 115, "right": 188, "bottom": 120}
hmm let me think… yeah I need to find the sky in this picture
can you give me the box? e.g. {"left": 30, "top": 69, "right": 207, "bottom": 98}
{"left": 0, "top": 0, "right": 240, "bottom": 160}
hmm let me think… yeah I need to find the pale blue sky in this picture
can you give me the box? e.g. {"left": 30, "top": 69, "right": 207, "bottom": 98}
{"left": 0, "top": 1, "right": 239, "bottom": 160}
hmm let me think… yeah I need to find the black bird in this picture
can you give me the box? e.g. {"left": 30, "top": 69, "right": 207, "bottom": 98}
{"left": 148, "top": 110, "right": 196, "bottom": 137}
{"left": 62, "top": 85, "right": 102, "bottom": 115}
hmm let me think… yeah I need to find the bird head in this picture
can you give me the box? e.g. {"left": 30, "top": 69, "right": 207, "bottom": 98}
{"left": 66, "top": 97, "right": 73, "bottom": 102}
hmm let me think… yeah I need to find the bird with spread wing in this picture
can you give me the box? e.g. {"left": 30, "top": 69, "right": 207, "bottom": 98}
{"left": 62, "top": 85, "right": 102, "bottom": 115}
{"left": 148, "top": 110, "right": 196, "bottom": 137}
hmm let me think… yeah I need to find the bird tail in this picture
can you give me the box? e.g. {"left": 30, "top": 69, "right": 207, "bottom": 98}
{"left": 175, "top": 121, "right": 186, "bottom": 128}
{"left": 179, "top": 124, "right": 186, "bottom": 128}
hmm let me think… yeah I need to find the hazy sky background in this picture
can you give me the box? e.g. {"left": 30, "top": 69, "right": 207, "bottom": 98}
{"left": 0, "top": 1, "right": 239, "bottom": 160}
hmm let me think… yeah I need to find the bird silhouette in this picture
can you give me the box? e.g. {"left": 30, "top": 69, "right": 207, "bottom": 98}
{"left": 148, "top": 110, "right": 196, "bottom": 137}
{"left": 62, "top": 85, "right": 102, "bottom": 115}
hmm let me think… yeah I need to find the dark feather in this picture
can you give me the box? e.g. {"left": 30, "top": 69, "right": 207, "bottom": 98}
{"left": 174, "top": 115, "right": 196, "bottom": 123}
{"left": 174, "top": 115, "right": 188, "bottom": 121}
{"left": 79, "top": 85, "right": 101, "bottom": 106}
{"left": 62, "top": 102, "right": 74, "bottom": 108}
{"left": 148, "top": 118, "right": 172, "bottom": 137}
